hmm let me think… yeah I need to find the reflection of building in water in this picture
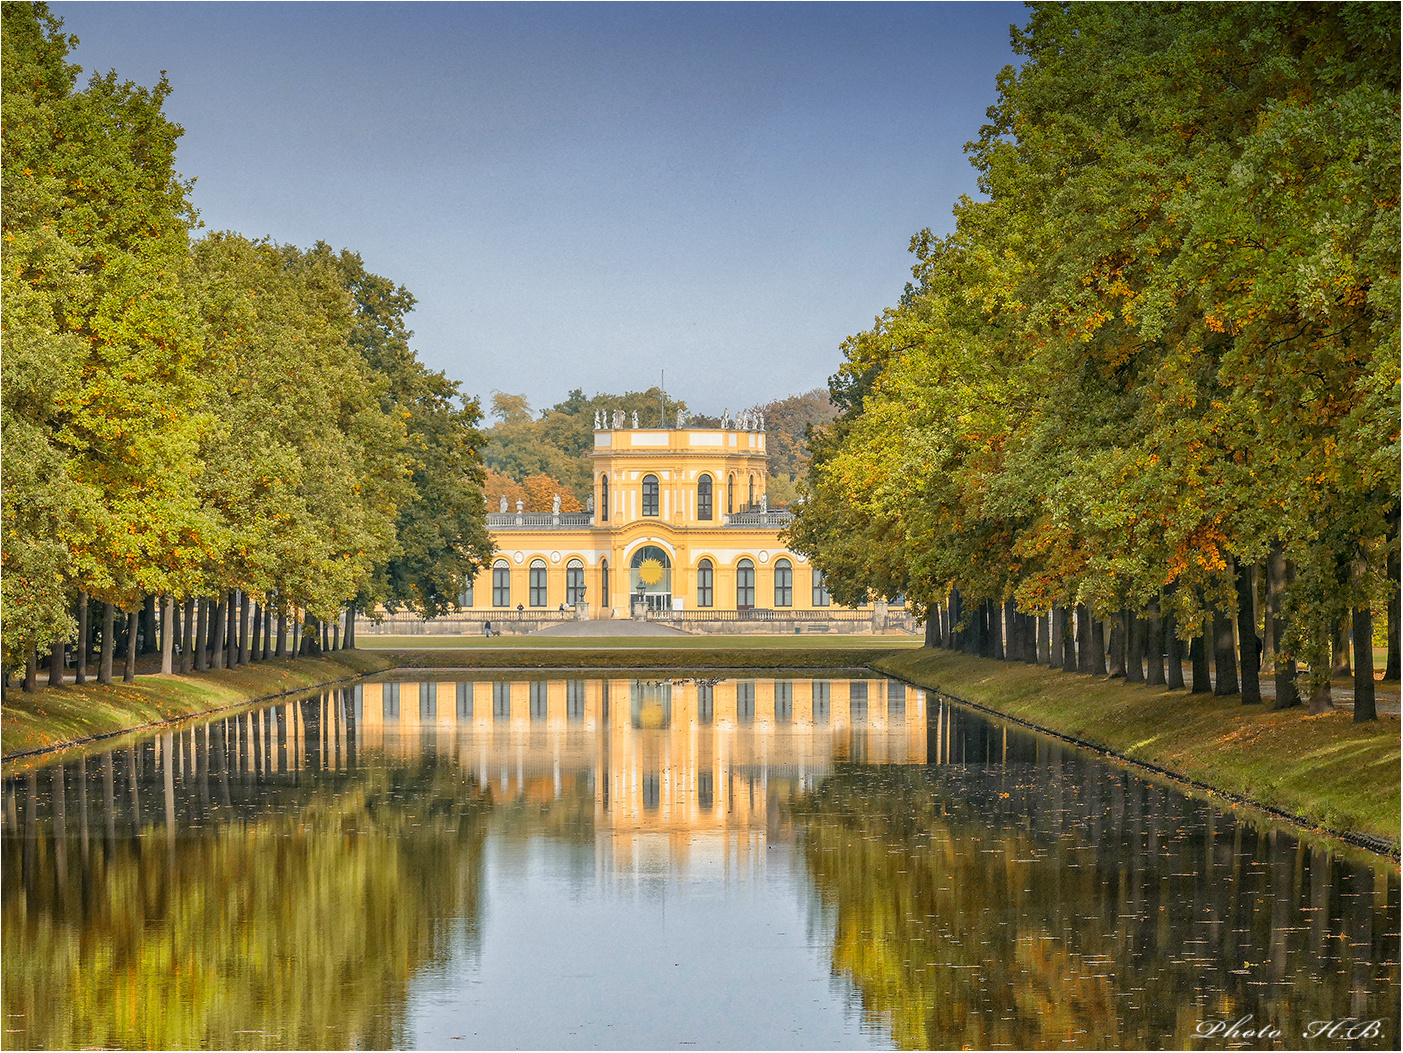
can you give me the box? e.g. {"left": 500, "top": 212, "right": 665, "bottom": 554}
{"left": 352, "top": 676, "right": 926, "bottom": 872}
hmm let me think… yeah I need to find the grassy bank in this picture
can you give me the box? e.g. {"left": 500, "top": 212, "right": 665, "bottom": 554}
{"left": 1, "top": 650, "right": 394, "bottom": 763}
{"left": 876, "top": 649, "right": 1401, "bottom": 851}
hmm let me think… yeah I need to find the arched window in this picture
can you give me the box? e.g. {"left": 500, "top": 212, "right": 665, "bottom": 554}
{"left": 566, "top": 559, "right": 586, "bottom": 605}
{"left": 642, "top": 474, "right": 659, "bottom": 516}
{"left": 601, "top": 559, "right": 609, "bottom": 606}
{"left": 529, "top": 559, "right": 547, "bottom": 607}
{"left": 492, "top": 560, "right": 510, "bottom": 607}
{"left": 697, "top": 474, "right": 713, "bottom": 521}
{"left": 697, "top": 558, "right": 714, "bottom": 608}
{"left": 748, "top": 475, "right": 755, "bottom": 509}
{"left": 812, "top": 568, "right": 831, "bottom": 607}
{"left": 773, "top": 558, "right": 793, "bottom": 607}
{"left": 599, "top": 474, "right": 609, "bottom": 522}
{"left": 727, "top": 475, "right": 734, "bottom": 515}
{"left": 736, "top": 558, "right": 755, "bottom": 608}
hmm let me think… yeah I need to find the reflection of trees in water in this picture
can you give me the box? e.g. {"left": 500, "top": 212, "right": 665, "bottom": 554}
{"left": 798, "top": 758, "right": 1400, "bottom": 1051}
{"left": 1, "top": 692, "right": 491, "bottom": 1051}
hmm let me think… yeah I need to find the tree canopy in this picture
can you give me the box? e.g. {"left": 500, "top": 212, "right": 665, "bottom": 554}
{"left": 787, "top": 2, "right": 1400, "bottom": 697}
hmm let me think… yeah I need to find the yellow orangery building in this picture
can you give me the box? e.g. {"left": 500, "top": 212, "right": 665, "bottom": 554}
{"left": 461, "top": 421, "right": 844, "bottom": 624}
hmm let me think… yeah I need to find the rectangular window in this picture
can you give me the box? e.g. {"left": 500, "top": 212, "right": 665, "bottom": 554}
{"left": 566, "top": 679, "right": 585, "bottom": 721}
{"left": 530, "top": 681, "right": 547, "bottom": 721}
{"left": 812, "top": 569, "right": 831, "bottom": 607}
{"left": 697, "top": 561, "right": 713, "bottom": 608}
{"left": 492, "top": 565, "right": 510, "bottom": 607}
{"left": 566, "top": 562, "right": 586, "bottom": 605}
{"left": 774, "top": 561, "right": 793, "bottom": 607}
{"left": 736, "top": 680, "right": 755, "bottom": 723}
{"left": 774, "top": 680, "right": 792, "bottom": 722}
{"left": 529, "top": 564, "right": 547, "bottom": 607}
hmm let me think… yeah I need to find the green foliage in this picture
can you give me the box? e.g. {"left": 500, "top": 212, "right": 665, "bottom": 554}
{"left": 789, "top": 2, "right": 1401, "bottom": 668}
{"left": 0, "top": 4, "right": 493, "bottom": 665}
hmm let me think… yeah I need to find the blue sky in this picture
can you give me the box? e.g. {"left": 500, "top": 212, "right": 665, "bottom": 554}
{"left": 53, "top": 1, "right": 1024, "bottom": 417}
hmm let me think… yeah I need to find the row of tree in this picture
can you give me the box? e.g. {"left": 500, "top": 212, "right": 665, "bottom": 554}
{"left": 786, "top": 3, "right": 1400, "bottom": 718}
{"left": 1, "top": 3, "right": 493, "bottom": 688}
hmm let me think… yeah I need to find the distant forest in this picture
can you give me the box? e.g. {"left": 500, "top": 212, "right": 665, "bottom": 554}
{"left": 480, "top": 387, "right": 836, "bottom": 512}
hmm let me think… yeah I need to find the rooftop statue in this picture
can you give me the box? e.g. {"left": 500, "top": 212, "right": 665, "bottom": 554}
{"left": 612, "top": 409, "right": 624, "bottom": 429}
{"left": 499, "top": 496, "right": 508, "bottom": 513}
{"left": 552, "top": 492, "right": 561, "bottom": 515}
{"left": 594, "top": 410, "right": 603, "bottom": 429}
{"left": 631, "top": 410, "right": 640, "bottom": 429}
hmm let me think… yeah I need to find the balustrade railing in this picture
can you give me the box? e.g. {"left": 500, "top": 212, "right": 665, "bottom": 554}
{"left": 486, "top": 512, "right": 595, "bottom": 529}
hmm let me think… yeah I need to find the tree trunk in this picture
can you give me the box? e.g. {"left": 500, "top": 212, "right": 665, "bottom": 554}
{"left": 181, "top": 599, "right": 195, "bottom": 675}
{"left": 322, "top": 619, "right": 331, "bottom": 654}
{"left": 1386, "top": 543, "right": 1400, "bottom": 682}
{"left": 210, "top": 595, "right": 226, "bottom": 670}
{"left": 123, "top": 609, "right": 138, "bottom": 683}
{"left": 1352, "top": 597, "right": 1377, "bottom": 721}
{"left": 1331, "top": 619, "right": 1351, "bottom": 677}
{"left": 277, "top": 607, "right": 288, "bottom": 658}
{"left": 925, "top": 609, "right": 938, "bottom": 648}
{"left": 291, "top": 617, "right": 302, "bottom": 658}
{"left": 262, "top": 603, "right": 272, "bottom": 660}
{"left": 75, "top": 591, "right": 89, "bottom": 685}
{"left": 161, "top": 595, "right": 175, "bottom": 675}
{"left": 48, "top": 637, "right": 64, "bottom": 688}
{"left": 1267, "top": 544, "right": 1299, "bottom": 709}
{"left": 1234, "top": 559, "right": 1260, "bottom": 704}
{"left": 25, "top": 645, "right": 37, "bottom": 693}
{"left": 1107, "top": 610, "right": 1127, "bottom": 678}
{"left": 1307, "top": 622, "right": 1333, "bottom": 714}
{"left": 1189, "top": 624, "right": 1211, "bottom": 694}
{"left": 142, "top": 594, "right": 159, "bottom": 654}
{"left": 1036, "top": 612, "right": 1049, "bottom": 665}
{"left": 1090, "top": 615, "right": 1106, "bottom": 675}
{"left": 226, "top": 591, "right": 239, "bottom": 669}
{"left": 238, "top": 592, "right": 251, "bottom": 666}
{"left": 1212, "top": 609, "right": 1238, "bottom": 695}
{"left": 1165, "top": 610, "right": 1185, "bottom": 689}
{"left": 99, "top": 603, "right": 116, "bottom": 684}
{"left": 1075, "top": 605, "right": 1092, "bottom": 673}
{"left": 1059, "top": 608, "right": 1076, "bottom": 672}
{"left": 990, "top": 601, "right": 1005, "bottom": 660}
{"left": 250, "top": 602, "right": 262, "bottom": 662}
{"left": 1352, "top": 602, "right": 1377, "bottom": 722}
{"left": 1126, "top": 614, "right": 1146, "bottom": 683}
{"left": 1146, "top": 599, "right": 1165, "bottom": 686}
{"left": 195, "top": 598, "right": 209, "bottom": 673}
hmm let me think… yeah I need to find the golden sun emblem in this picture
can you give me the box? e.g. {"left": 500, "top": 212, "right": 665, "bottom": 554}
{"left": 637, "top": 558, "right": 664, "bottom": 585}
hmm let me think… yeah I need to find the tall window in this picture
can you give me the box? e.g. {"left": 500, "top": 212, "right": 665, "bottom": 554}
{"left": 566, "top": 559, "right": 586, "bottom": 605}
{"left": 642, "top": 474, "right": 659, "bottom": 516}
{"left": 736, "top": 680, "right": 755, "bottom": 723}
{"left": 726, "top": 475, "right": 734, "bottom": 514}
{"left": 601, "top": 559, "right": 609, "bottom": 606}
{"left": 530, "top": 681, "right": 547, "bottom": 721}
{"left": 774, "top": 680, "right": 792, "bottom": 723}
{"left": 529, "top": 559, "right": 547, "bottom": 607}
{"left": 492, "top": 560, "right": 510, "bottom": 607}
{"left": 566, "top": 679, "right": 585, "bottom": 721}
{"left": 773, "top": 558, "right": 792, "bottom": 607}
{"left": 697, "top": 559, "right": 714, "bottom": 608}
{"left": 748, "top": 476, "right": 755, "bottom": 509}
{"left": 812, "top": 568, "right": 831, "bottom": 607}
{"left": 457, "top": 576, "right": 474, "bottom": 607}
{"left": 697, "top": 474, "right": 713, "bottom": 520}
{"left": 600, "top": 474, "right": 609, "bottom": 522}
{"left": 736, "top": 559, "right": 755, "bottom": 608}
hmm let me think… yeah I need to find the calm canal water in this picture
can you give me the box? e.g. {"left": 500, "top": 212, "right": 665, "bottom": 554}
{"left": 2, "top": 673, "right": 1398, "bottom": 1050}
